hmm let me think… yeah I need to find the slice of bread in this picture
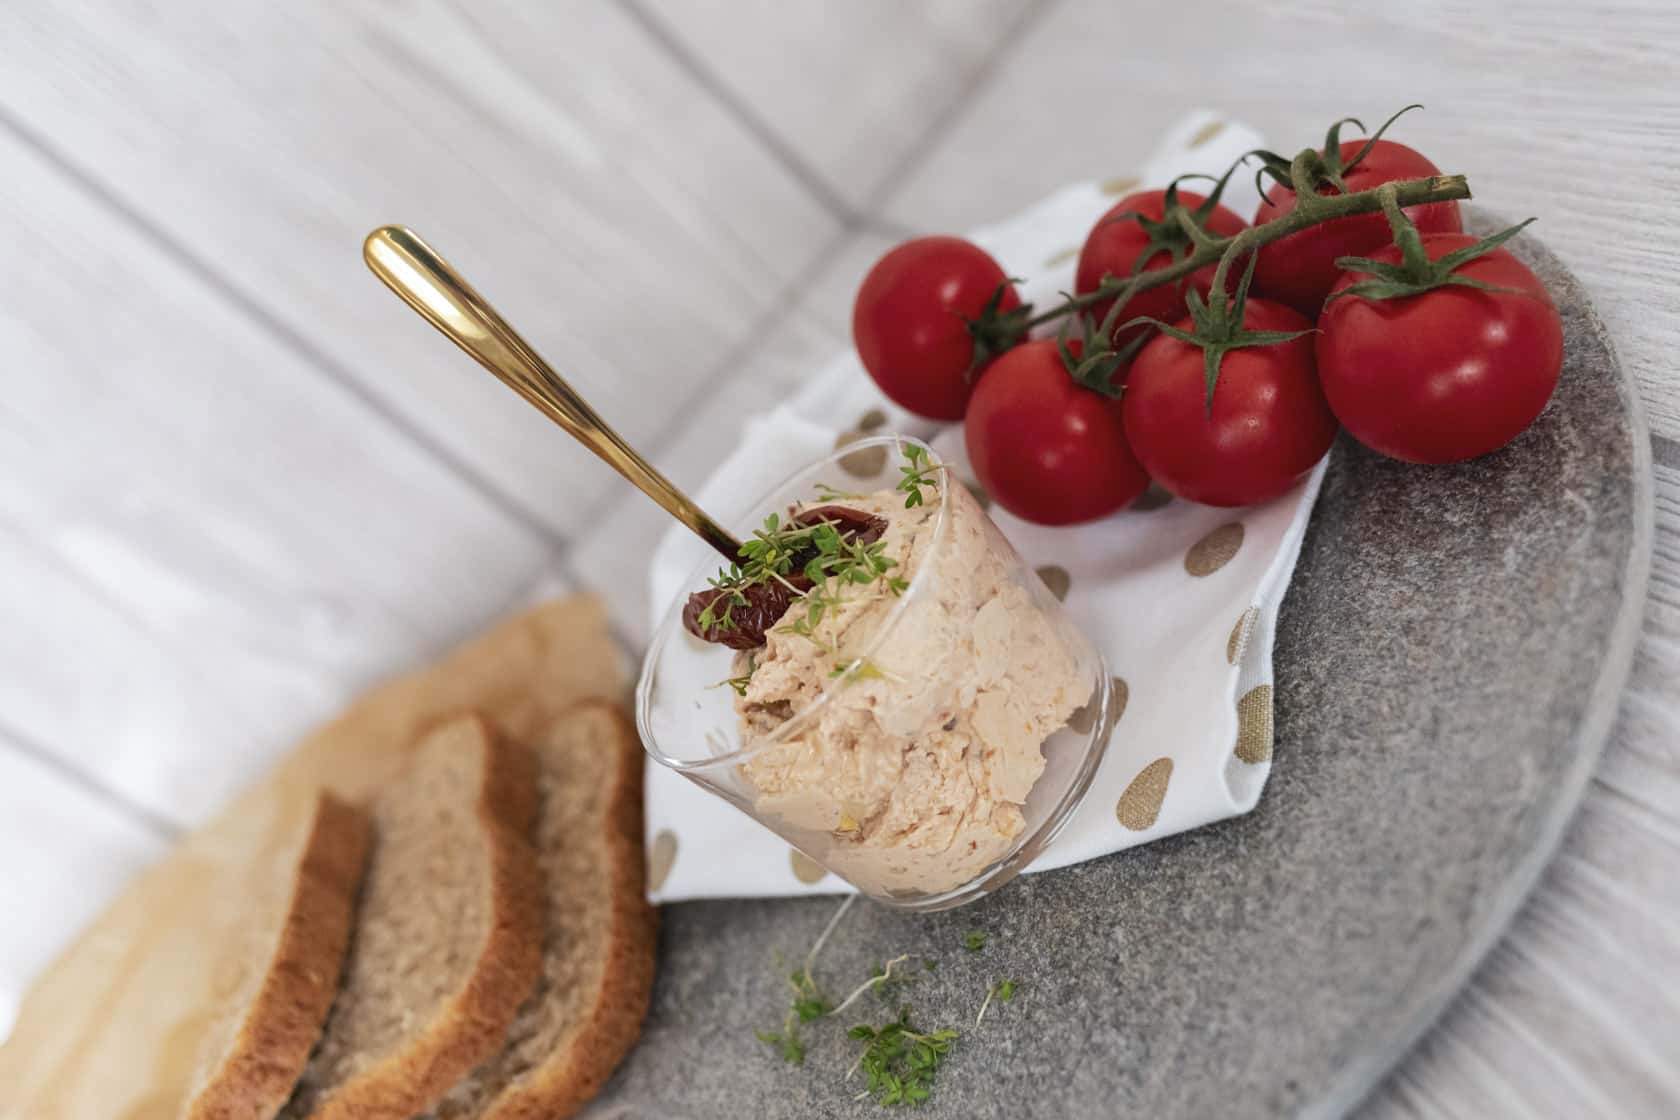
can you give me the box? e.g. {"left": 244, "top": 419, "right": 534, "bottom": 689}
{"left": 184, "top": 792, "right": 372, "bottom": 1120}
{"left": 431, "top": 701, "right": 657, "bottom": 1120}
{"left": 281, "top": 715, "right": 544, "bottom": 1120}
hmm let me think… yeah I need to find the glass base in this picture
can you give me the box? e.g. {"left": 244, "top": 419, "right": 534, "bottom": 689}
{"left": 834, "top": 662, "right": 1117, "bottom": 913}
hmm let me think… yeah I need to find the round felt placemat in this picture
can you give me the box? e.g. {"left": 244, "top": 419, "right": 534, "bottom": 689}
{"left": 599, "top": 212, "right": 1652, "bottom": 1120}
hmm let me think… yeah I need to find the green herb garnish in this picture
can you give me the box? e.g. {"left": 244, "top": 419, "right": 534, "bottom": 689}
{"left": 701, "top": 447, "right": 931, "bottom": 646}
{"left": 829, "top": 657, "right": 888, "bottom": 682}
{"left": 756, "top": 963, "right": 830, "bottom": 1065}
{"left": 774, "top": 526, "right": 902, "bottom": 649}
{"left": 712, "top": 652, "right": 756, "bottom": 695}
{"left": 755, "top": 1026, "right": 807, "bottom": 1065}
{"left": 813, "top": 480, "right": 868, "bottom": 501}
{"left": 897, "top": 444, "right": 939, "bottom": 508}
{"left": 867, "top": 958, "right": 917, "bottom": 1005}
{"left": 755, "top": 951, "right": 917, "bottom": 1070}
{"left": 962, "top": 930, "right": 988, "bottom": 953}
{"left": 975, "top": 977, "right": 1021, "bottom": 1027}
{"left": 702, "top": 509, "right": 903, "bottom": 644}
{"left": 849, "top": 1010, "right": 960, "bottom": 1107}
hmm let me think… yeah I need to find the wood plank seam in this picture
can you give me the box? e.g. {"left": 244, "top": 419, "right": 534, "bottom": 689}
{"left": 855, "top": 213, "right": 921, "bottom": 241}
{"left": 1653, "top": 433, "right": 1679, "bottom": 470}
{"left": 856, "top": 0, "right": 1057, "bottom": 216}
{"left": 616, "top": 0, "right": 858, "bottom": 224}
{"left": 0, "top": 103, "right": 565, "bottom": 552}
{"left": 0, "top": 719, "right": 181, "bottom": 842}
{"left": 0, "top": 522, "right": 163, "bottom": 647}
{"left": 603, "top": 227, "right": 854, "bottom": 483}
{"left": 531, "top": 218, "right": 896, "bottom": 586}
{"left": 621, "top": 0, "right": 1056, "bottom": 233}
{"left": 547, "top": 0, "right": 1056, "bottom": 564}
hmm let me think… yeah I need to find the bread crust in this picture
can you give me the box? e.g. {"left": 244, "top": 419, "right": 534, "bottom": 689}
{"left": 308, "top": 716, "right": 545, "bottom": 1120}
{"left": 477, "top": 701, "right": 658, "bottom": 1120}
{"left": 185, "top": 793, "right": 372, "bottom": 1120}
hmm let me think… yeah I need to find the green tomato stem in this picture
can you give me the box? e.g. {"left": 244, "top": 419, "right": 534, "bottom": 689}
{"left": 1378, "top": 183, "right": 1434, "bottom": 275}
{"left": 1022, "top": 171, "right": 1471, "bottom": 331}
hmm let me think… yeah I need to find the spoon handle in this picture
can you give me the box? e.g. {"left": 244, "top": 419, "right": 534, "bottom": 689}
{"left": 363, "top": 224, "right": 742, "bottom": 562}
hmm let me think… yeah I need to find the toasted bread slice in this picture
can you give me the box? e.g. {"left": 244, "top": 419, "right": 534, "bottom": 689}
{"left": 432, "top": 701, "right": 657, "bottom": 1120}
{"left": 183, "top": 793, "right": 372, "bottom": 1120}
{"left": 281, "top": 715, "right": 543, "bottom": 1120}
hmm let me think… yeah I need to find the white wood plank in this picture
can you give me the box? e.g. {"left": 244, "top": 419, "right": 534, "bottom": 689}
{"left": 632, "top": 0, "right": 1036, "bottom": 211}
{"left": 876, "top": 0, "right": 1680, "bottom": 440}
{"left": 0, "top": 738, "right": 169, "bottom": 1041}
{"left": 569, "top": 306, "right": 842, "bottom": 643}
{"left": 797, "top": 227, "right": 900, "bottom": 336}
{"left": 869, "top": 11, "right": 1680, "bottom": 1108}
{"left": 0, "top": 126, "right": 556, "bottom": 828}
{"left": 1605, "top": 460, "right": 1680, "bottom": 823}
{"left": 566, "top": 225, "right": 928, "bottom": 641}
{"left": 0, "top": 4, "right": 1673, "bottom": 1115}
{"left": 0, "top": 0, "right": 841, "bottom": 535}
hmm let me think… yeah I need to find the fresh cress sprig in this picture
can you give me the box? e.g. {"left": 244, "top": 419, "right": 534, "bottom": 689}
{"left": 711, "top": 651, "right": 757, "bottom": 696}
{"left": 974, "top": 977, "right": 1020, "bottom": 1028}
{"left": 897, "top": 443, "right": 939, "bottom": 508}
{"left": 752, "top": 896, "right": 968, "bottom": 1109}
{"left": 698, "top": 446, "right": 935, "bottom": 652}
{"left": 698, "top": 509, "right": 900, "bottom": 639}
{"left": 774, "top": 529, "right": 905, "bottom": 650}
{"left": 848, "top": 1013, "right": 960, "bottom": 1107}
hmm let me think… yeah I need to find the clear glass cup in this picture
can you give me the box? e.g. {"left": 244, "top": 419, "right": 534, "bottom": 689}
{"left": 636, "top": 435, "right": 1115, "bottom": 911}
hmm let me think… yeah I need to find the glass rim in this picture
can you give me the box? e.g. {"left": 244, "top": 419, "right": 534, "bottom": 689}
{"left": 636, "top": 433, "right": 952, "bottom": 775}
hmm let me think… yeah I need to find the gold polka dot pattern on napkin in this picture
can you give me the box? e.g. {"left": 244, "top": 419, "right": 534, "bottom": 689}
{"left": 789, "top": 848, "right": 827, "bottom": 884}
{"left": 834, "top": 429, "right": 887, "bottom": 476}
{"left": 639, "top": 112, "right": 1326, "bottom": 903}
{"left": 1186, "top": 522, "right": 1245, "bottom": 576}
{"left": 1235, "top": 686, "right": 1275, "bottom": 764}
{"left": 647, "top": 829, "right": 678, "bottom": 893}
{"left": 1068, "top": 676, "right": 1128, "bottom": 736}
{"left": 1117, "top": 759, "right": 1173, "bottom": 831}
{"left": 1189, "top": 119, "right": 1227, "bottom": 147}
{"left": 1036, "top": 565, "right": 1072, "bottom": 601}
{"left": 1228, "top": 607, "right": 1259, "bottom": 665}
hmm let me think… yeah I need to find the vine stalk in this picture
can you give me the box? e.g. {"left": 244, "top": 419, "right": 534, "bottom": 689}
{"left": 1022, "top": 172, "right": 1471, "bottom": 331}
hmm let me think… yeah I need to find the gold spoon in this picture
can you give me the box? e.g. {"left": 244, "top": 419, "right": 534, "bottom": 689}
{"left": 363, "top": 224, "right": 743, "bottom": 562}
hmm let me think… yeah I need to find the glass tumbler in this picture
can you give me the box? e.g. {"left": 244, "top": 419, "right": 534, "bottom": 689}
{"left": 636, "top": 435, "right": 1115, "bottom": 911}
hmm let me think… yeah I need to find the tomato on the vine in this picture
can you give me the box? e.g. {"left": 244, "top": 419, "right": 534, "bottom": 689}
{"left": 964, "top": 338, "right": 1149, "bottom": 525}
{"left": 1251, "top": 138, "right": 1462, "bottom": 316}
{"left": 852, "top": 236, "right": 1024, "bottom": 420}
{"left": 1316, "top": 232, "right": 1562, "bottom": 464}
{"left": 1075, "top": 188, "right": 1247, "bottom": 348}
{"left": 1123, "top": 298, "right": 1336, "bottom": 507}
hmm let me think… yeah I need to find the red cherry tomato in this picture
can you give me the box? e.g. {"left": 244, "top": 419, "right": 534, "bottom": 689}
{"left": 1123, "top": 299, "right": 1337, "bottom": 507}
{"left": 1250, "top": 139, "right": 1462, "bottom": 316}
{"left": 852, "top": 236, "right": 1022, "bottom": 420}
{"left": 1075, "top": 189, "right": 1248, "bottom": 349}
{"left": 965, "top": 339, "right": 1149, "bottom": 525}
{"left": 1316, "top": 233, "right": 1563, "bottom": 464}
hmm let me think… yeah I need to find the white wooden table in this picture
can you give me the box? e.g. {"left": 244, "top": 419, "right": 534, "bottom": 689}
{"left": 3, "top": 2, "right": 1676, "bottom": 1114}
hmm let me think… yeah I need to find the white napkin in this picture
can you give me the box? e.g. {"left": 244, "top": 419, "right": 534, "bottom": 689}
{"left": 642, "top": 113, "right": 1328, "bottom": 902}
